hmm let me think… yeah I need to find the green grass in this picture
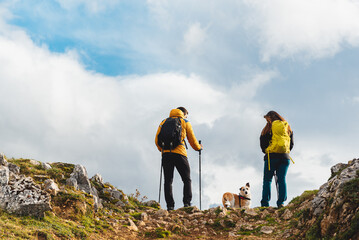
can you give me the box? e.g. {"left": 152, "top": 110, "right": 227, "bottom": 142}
{"left": 289, "top": 190, "right": 318, "bottom": 208}
{"left": 341, "top": 176, "right": 359, "bottom": 204}
{"left": 144, "top": 227, "right": 171, "bottom": 238}
{"left": 0, "top": 209, "right": 89, "bottom": 239}
{"left": 265, "top": 216, "right": 278, "bottom": 225}
{"left": 237, "top": 226, "right": 261, "bottom": 236}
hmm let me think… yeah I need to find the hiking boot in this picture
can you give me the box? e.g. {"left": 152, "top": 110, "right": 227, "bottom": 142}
{"left": 277, "top": 204, "right": 284, "bottom": 209}
{"left": 167, "top": 207, "right": 174, "bottom": 211}
{"left": 184, "top": 203, "right": 191, "bottom": 207}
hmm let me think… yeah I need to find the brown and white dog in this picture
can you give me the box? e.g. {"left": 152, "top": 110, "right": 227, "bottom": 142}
{"left": 222, "top": 183, "right": 251, "bottom": 209}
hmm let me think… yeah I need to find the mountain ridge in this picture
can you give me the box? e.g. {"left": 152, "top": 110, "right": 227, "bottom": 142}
{"left": 0, "top": 154, "right": 358, "bottom": 239}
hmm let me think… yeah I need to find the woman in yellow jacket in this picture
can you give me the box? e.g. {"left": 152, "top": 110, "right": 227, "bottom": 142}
{"left": 260, "top": 111, "right": 294, "bottom": 208}
{"left": 155, "top": 107, "right": 202, "bottom": 210}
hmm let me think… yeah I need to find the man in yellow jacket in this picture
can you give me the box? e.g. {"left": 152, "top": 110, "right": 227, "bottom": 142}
{"left": 155, "top": 107, "right": 203, "bottom": 210}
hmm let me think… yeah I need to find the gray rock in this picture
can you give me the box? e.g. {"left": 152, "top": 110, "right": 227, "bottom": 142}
{"left": 66, "top": 177, "right": 78, "bottom": 189}
{"left": 282, "top": 209, "right": 293, "bottom": 220}
{"left": 261, "top": 226, "right": 274, "bottom": 234}
{"left": 8, "top": 163, "right": 20, "bottom": 175}
{"left": 101, "top": 188, "right": 130, "bottom": 208}
{"left": 128, "top": 218, "right": 138, "bottom": 231}
{"left": 115, "top": 200, "right": 126, "bottom": 207}
{"left": 29, "top": 159, "right": 41, "bottom": 166}
{"left": 91, "top": 173, "right": 104, "bottom": 185}
{"left": 331, "top": 163, "right": 348, "bottom": 176}
{"left": 312, "top": 158, "right": 359, "bottom": 216}
{"left": 41, "top": 162, "right": 52, "bottom": 170}
{"left": 66, "top": 164, "right": 94, "bottom": 195}
{"left": 90, "top": 186, "right": 103, "bottom": 210}
{"left": 102, "top": 188, "right": 126, "bottom": 200}
{"left": 312, "top": 182, "right": 329, "bottom": 216}
{"left": 67, "top": 166, "right": 106, "bottom": 211}
{"left": 244, "top": 208, "right": 258, "bottom": 216}
{"left": 143, "top": 200, "right": 160, "bottom": 208}
{"left": 0, "top": 153, "right": 7, "bottom": 166}
{"left": 141, "top": 212, "right": 149, "bottom": 221}
{"left": 154, "top": 209, "right": 169, "bottom": 217}
{"left": 93, "top": 194, "right": 103, "bottom": 211}
{"left": 0, "top": 166, "right": 9, "bottom": 186}
{"left": 43, "top": 179, "right": 59, "bottom": 195}
{"left": 0, "top": 177, "right": 51, "bottom": 218}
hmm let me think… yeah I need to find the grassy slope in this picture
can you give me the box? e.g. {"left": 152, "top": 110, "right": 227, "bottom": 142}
{"left": 1, "top": 158, "right": 358, "bottom": 240}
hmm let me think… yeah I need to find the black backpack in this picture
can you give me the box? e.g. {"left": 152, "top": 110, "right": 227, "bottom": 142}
{"left": 157, "top": 117, "right": 183, "bottom": 150}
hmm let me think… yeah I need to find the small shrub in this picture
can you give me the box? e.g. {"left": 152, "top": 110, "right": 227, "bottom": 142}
{"left": 341, "top": 177, "right": 359, "bottom": 204}
{"left": 305, "top": 214, "right": 324, "bottom": 240}
{"left": 156, "top": 228, "right": 171, "bottom": 238}
{"left": 224, "top": 219, "right": 235, "bottom": 228}
{"left": 214, "top": 207, "right": 222, "bottom": 215}
{"left": 145, "top": 227, "right": 171, "bottom": 238}
{"left": 130, "top": 212, "right": 142, "bottom": 220}
{"left": 237, "top": 226, "right": 260, "bottom": 236}
{"left": 265, "top": 216, "right": 277, "bottom": 225}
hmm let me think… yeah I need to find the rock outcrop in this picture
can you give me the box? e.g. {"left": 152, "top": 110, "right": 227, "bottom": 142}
{"left": 66, "top": 164, "right": 95, "bottom": 195}
{"left": 66, "top": 164, "right": 104, "bottom": 210}
{"left": 308, "top": 158, "right": 359, "bottom": 239}
{"left": 0, "top": 154, "right": 51, "bottom": 218}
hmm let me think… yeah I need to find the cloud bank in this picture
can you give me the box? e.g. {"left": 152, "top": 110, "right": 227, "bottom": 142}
{"left": 0, "top": 18, "right": 279, "bottom": 207}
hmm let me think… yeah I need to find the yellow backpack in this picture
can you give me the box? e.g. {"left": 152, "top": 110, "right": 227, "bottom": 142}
{"left": 265, "top": 120, "right": 294, "bottom": 170}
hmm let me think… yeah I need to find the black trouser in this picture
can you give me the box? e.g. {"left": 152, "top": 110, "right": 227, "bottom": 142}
{"left": 162, "top": 153, "right": 192, "bottom": 208}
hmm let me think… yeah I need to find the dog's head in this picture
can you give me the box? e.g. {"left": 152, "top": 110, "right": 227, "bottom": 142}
{"left": 239, "top": 182, "right": 251, "bottom": 198}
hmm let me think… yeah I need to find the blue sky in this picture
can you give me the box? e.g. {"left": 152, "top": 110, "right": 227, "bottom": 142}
{"left": 0, "top": 0, "right": 358, "bottom": 209}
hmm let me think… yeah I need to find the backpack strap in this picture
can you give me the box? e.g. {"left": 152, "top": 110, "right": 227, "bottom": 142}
{"left": 178, "top": 118, "right": 188, "bottom": 149}
{"left": 183, "top": 139, "right": 188, "bottom": 149}
{"left": 268, "top": 153, "right": 271, "bottom": 171}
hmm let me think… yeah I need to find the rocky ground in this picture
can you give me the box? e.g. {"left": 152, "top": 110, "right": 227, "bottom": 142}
{"left": 0, "top": 154, "right": 358, "bottom": 239}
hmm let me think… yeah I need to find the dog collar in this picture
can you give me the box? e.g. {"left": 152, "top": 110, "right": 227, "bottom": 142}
{"left": 238, "top": 194, "right": 251, "bottom": 200}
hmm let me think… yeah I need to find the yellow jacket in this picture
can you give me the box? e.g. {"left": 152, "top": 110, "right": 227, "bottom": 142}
{"left": 155, "top": 109, "right": 202, "bottom": 157}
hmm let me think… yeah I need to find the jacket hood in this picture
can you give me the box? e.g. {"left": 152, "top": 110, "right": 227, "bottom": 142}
{"left": 169, "top": 109, "right": 184, "bottom": 118}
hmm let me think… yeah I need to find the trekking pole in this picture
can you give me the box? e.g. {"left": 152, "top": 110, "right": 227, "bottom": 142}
{"left": 158, "top": 144, "right": 164, "bottom": 203}
{"left": 158, "top": 160, "right": 162, "bottom": 203}
{"left": 199, "top": 140, "right": 202, "bottom": 210}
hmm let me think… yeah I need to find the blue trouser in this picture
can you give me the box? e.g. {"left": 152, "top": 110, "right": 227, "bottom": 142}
{"left": 261, "top": 157, "right": 290, "bottom": 207}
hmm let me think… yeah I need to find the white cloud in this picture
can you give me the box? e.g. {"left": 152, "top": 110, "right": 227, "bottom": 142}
{"left": 182, "top": 22, "right": 207, "bottom": 55}
{"left": 243, "top": 0, "right": 359, "bottom": 61}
